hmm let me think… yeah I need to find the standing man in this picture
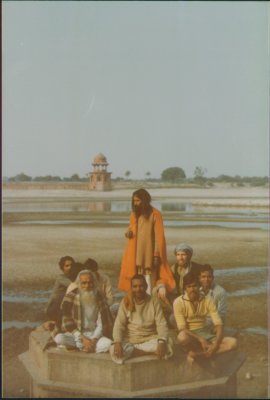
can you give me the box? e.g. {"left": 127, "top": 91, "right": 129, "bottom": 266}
{"left": 111, "top": 274, "right": 173, "bottom": 364}
{"left": 173, "top": 272, "right": 236, "bottom": 361}
{"left": 118, "top": 188, "right": 175, "bottom": 299}
{"left": 199, "top": 264, "right": 227, "bottom": 328}
{"left": 53, "top": 270, "right": 112, "bottom": 353}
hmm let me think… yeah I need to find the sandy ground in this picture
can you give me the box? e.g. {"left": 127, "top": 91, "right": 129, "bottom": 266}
{"left": 2, "top": 186, "right": 269, "bottom": 398}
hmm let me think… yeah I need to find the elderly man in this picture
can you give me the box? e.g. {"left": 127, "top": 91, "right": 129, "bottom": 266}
{"left": 118, "top": 188, "right": 175, "bottom": 299}
{"left": 173, "top": 272, "right": 236, "bottom": 361}
{"left": 199, "top": 264, "right": 227, "bottom": 328}
{"left": 54, "top": 270, "right": 112, "bottom": 353}
{"left": 66, "top": 258, "right": 114, "bottom": 307}
{"left": 110, "top": 274, "right": 173, "bottom": 364}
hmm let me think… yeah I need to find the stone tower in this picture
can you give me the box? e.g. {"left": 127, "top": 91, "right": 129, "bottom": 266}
{"left": 89, "top": 153, "right": 112, "bottom": 191}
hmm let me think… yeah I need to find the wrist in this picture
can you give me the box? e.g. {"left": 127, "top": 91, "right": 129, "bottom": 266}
{"left": 158, "top": 338, "right": 166, "bottom": 344}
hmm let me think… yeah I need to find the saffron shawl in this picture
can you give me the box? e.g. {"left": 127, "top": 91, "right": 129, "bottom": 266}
{"left": 118, "top": 207, "right": 175, "bottom": 292}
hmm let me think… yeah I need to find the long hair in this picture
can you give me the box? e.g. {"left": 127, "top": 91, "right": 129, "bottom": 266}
{"left": 132, "top": 188, "right": 153, "bottom": 218}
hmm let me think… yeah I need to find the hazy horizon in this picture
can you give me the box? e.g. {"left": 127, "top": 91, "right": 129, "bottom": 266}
{"left": 3, "top": 1, "right": 269, "bottom": 179}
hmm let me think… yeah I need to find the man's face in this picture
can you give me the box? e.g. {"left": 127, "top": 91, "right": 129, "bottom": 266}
{"left": 175, "top": 251, "right": 192, "bottom": 267}
{"left": 62, "top": 260, "right": 73, "bottom": 276}
{"left": 131, "top": 278, "right": 147, "bottom": 301}
{"left": 185, "top": 282, "right": 200, "bottom": 301}
{"left": 199, "top": 271, "right": 214, "bottom": 290}
{"left": 79, "top": 274, "right": 94, "bottom": 292}
{"left": 133, "top": 195, "right": 142, "bottom": 212}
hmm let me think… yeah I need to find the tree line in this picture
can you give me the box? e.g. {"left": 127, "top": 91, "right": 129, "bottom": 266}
{"left": 4, "top": 166, "right": 268, "bottom": 187}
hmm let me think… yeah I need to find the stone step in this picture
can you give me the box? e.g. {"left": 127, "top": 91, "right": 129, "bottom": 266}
{"left": 19, "top": 350, "right": 245, "bottom": 398}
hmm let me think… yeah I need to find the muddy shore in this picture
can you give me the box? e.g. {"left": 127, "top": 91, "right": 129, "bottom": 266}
{"left": 2, "top": 186, "right": 269, "bottom": 398}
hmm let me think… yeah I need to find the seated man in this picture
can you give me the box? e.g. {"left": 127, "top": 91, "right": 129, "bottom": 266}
{"left": 110, "top": 274, "right": 173, "bottom": 364}
{"left": 66, "top": 258, "right": 114, "bottom": 307}
{"left": 199, "top": 264, "right": 227, "bottom": 328}
{"left": 173, "top": 272, "right": 237, "bottom": 361}
{"left": 54, "top": 270, "right": 112, "bottom": 353}
{"left": 45, "top": 256, "right": 75, "bottom": 325}
{"left": 156, "top": 243, "right": 203, "bottom": 327}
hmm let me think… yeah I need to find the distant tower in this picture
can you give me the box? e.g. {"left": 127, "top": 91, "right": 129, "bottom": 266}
{"left": 89, "top": 153, "right": 112, "bottom": 191}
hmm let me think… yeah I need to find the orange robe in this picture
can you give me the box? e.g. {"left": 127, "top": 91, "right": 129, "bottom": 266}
{"left": 118, "top": 207, "right": 175, "bottom": 293}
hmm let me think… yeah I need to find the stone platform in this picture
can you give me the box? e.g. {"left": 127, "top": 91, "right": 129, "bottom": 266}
{"left": 19, "top": 329, "right": 246, "bottom": 398}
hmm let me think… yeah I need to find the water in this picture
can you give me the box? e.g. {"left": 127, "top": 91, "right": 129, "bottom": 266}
{"left": 3, "top": 199, "right": 268, "bottom": 215}
{"left": 3, "top": 321, "right": 41, "bottom": 329}
{"left": 242, "top": 327, "right": 268, "bottom": 336}
{"left": 10, "top": 219, "right": 269, "bottom": 230}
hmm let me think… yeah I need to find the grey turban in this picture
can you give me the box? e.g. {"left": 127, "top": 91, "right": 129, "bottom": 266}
{"left": 174, "top": 243, "right": 193, "bottom": 255}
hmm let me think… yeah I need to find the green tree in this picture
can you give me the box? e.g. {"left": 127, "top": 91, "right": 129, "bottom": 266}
{"left": 161, "top": 167, "right": 186, "bottom": 182}
{"left": 145, "top": 171, "right": 151, "bottom": 181}
{"left": 124, "top": 170, "right": 131, "bottom": 179}
{"left": 194, "top": 166, "right": 207, "bottom": 180}
{"left": 70, "top": 174, "right": 80, "bottom": 181}
{"left": 14, "top": 173, "right": 32, "bottom": 182}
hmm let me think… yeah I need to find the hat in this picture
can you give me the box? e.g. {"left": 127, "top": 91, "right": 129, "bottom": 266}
{"left": 174, "top": 243, "right": 193, "bottom": 255}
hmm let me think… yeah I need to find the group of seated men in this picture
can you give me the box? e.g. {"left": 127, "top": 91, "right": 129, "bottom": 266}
{"left": 44, "top": 243, "right": 237, "bottom": 364}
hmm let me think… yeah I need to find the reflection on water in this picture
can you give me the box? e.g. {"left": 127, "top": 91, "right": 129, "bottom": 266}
{"left": 3, "top": 199, "right": 268, "bottom": 216}
{"left": 11, "top": 219, "right": 269, "bottom": 230}
{"left": 161, "top": 203, "right": 187, "bottom": 212}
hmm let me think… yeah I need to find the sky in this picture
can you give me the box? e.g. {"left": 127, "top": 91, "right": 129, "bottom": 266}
{"left": 2, "top": 1, "right": 269, "bottom": 179}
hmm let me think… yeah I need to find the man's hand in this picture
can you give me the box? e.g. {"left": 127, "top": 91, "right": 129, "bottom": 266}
{"left": 81, "top": 336, "right": 97, "bottom": 353}
{"left": 43, "top": 321, "right": 55, "bottom": 331}
{"left": 199, "top": 337, "right": 211, "bottom": 353}
{"left": 204, "top": 342, "right": 219, "bottom": 358}
{"left": 113, "top": 342, "right": 123, "bottom": 358}
{"left": 125, "top": 230, "right": 133, "bottom": 239}
{"left": 156, "top": 341, "right": 167, "bottom": 359}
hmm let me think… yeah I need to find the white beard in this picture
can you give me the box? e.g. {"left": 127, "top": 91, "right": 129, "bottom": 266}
{"left": 79, "top": 288, "right": 97, "bottom": 308}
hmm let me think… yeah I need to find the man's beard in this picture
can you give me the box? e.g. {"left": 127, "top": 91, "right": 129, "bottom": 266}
{"left": 133, "top": 204, "right": 142, "bottom": 216}
{"left": 79, "top": 288, "right": 97, "bottom": 307}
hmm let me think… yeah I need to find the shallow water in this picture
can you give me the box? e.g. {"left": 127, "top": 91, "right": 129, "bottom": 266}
{"left": 3, "top": 199, "right": 268, "bottom": 215}
{"left": 10, "top": 219, "right": 269, "bottom": 230}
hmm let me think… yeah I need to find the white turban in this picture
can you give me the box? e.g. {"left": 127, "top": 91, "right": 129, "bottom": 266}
{"left": 174, "top": 243, "right": 193, "bottom": 255}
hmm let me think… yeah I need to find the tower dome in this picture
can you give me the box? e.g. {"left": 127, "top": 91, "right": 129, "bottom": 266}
{"left": 93, "top": 153, "right": 108, "bottom": 165}
{"left": 89, "top": 153, "right": 112, "bottom": 191}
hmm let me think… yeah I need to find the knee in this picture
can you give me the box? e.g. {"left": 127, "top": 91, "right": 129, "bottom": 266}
{"left": 96, "top": 337, "right": 113, "bottom": 353}
{"left": 54, "top": 333, "right": 65, "bottom": 345}
{"left": 229, "top": 337, "right": 238, "bottom": 350}
{"left": 177, "top": 331, "right": 189, "bottom": 345}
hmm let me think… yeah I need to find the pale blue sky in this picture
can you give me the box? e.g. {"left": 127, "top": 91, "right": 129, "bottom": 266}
{"left": 3, "top": 1, "right": 269, "bottom": 179}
